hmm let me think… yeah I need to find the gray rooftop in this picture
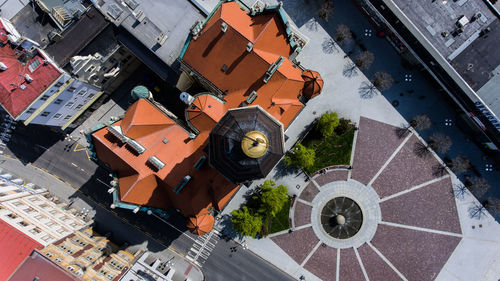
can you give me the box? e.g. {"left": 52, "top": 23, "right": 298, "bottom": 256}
{"left": 93, "top": 0, "right": 203, "bottom": 67}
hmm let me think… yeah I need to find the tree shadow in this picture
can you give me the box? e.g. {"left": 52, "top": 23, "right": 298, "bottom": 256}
{"left": 273, "top": 159, "right": 297, "bottom": 180}
{"left": 305, "top": 18, "right": 319, "bottom": 32}
{"left": 413, "top": 141, "right": 431, "bottom": 158}
{"left": 342, "top": 62, "right": 358, "bottom": 78}
{"left": 321, "top": 37, "right": 339, "bottom": 54}
{"left": 358, "top": 81, "right": 378, "bottom": 99}
{"left": 217, "top": 214, "right": 242, "bottom": 242}
{"left": 394, "top": 123, "right": 410, "bottom": 139}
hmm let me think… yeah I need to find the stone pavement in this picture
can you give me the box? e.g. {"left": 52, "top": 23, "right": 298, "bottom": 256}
{"left": 203, "top": 1, "right": 500, "bottom": 280}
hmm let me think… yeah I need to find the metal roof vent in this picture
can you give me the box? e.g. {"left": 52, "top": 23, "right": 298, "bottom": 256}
{"left": 246, "top": 42, "right": 253, "bottom": 52}
{"left": 107, "top": 126, "right": 128, "bottom": 143}
{"left": 221, "top": 22, "right": 228, "bottom": 33}
{"left": 24, "top": 74, "right": 33, "bottom": 83}
{"left": 156, "top": 33, "right": 168, "bottom": 46}
{"left": 127, "top": 139, "right": 146, "bottom": 154}
{"left": 148, "top": 156, "right": 165, "bottom": 170}
{"left": 0, "top": 62, "right": 7, "bottom": 71}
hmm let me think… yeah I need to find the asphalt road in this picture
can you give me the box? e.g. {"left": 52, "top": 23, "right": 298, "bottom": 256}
{"left": 1, "top": 118, "right": 295, "bottom": 281}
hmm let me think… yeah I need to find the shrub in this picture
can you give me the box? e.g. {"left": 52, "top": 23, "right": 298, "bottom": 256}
{"left": 335, "top": 118, "right": 354, "bottom": 135}
{"left": 285, "top": 143, "right": 316, "bottom": 170}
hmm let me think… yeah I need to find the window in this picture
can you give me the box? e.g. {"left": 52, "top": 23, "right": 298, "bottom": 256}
{"left": 68, "top": 86, "right": 76, "bottom": 92}
{"left": 39, "top": 203, "right": 49, "bottom": 209}
{"left": 26, "top": 108, "right": 36, "bottom": 114}
{"left": 40, "top": 95, "right": 50, "bottom": 101}
{"left": 67, "top": 266, "right": 75, "bottom": 271}
{"left": 77, "top": 89, "right": 87, "bottom": 96}
{"left": 46, "top": 221, "right": 55, "bottom": 227}
{"left": 13, "top": 201, "right": 24, "bottom": 207}
{"left": 69, "top": 222, "right": 78, "bottom": 227}
{"left": 60, "top": 216, "right": 69, "bottom": 221}
{"left": 35, "top": 214, "right": 44, "bottom": 220}
{"left": 64, "top": 115, "right": 72, "bottom": 120}
{"left": 45, "top": 252, "right": 53, "bottom": 257}
{"left": 54, "top": 99, "right": 63, "bottom": 105}
{"left": 7, "top": 213, "right": 17, "bottom": 219}
{"left": 24, "top": 207, "right": 35, "bottom": 213}
{"left": 87, "top": 93, "right": 95, "bottom": 99}
{"left": 57, "top": 228, "right": 66, "bottom": 234}
{"left": 55, "top": 82, "right": 64, "bottom": 87}
{"left": 65, "top": 102, "right": 74, "bottom": 108}
{"left": 42, "top": 235, "right": 53, "bottom": 242}
{"left": 86, "top": 255, "right": 94, "bottom": 261}
{"left": 75, "top": 104, "right": 84, "bottom": 110}
{"left": 54, "top": 257, "right": 61, "bottom": 263}
{"left": 53, "top": 113, "right": 62, "bottom": 119}
{"left": 41, "top": 111, "right": 50, "bottom": 117}
{"left": 29, "top": 227, "right": 41, "bottom": 234}
{"left": 49, "top": 209, "right": 57, "bottom": 214}
{"left": 18, "top": 221, "right": 29, "bottom": 227}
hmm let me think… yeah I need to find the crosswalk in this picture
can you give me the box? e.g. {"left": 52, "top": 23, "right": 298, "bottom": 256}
{"left": 186, "top": 228, "right": 220, "bottom": 267}
{"left": 0, "top": 114, "right": 16, "bottom": 154}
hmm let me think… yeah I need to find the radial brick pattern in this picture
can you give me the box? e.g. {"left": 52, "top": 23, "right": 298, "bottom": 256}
{"left": 294, "top": 201, "right": 312, "bottom": 227}
{"left": 271, "top": 117, "right": 462, "bottom": 281}
{"left": 380, "top": 177, "right": 462, "bottom": 234}
{"left": 371, "top": 224, "right": 461, "bottom": 281}
{"left": 304, "top": 245, "right": 337, "bottom": 281}
{"left": 314, "top": 170, "right": 349, "bottom": 186}
{"left": 357, "top": 243, "right": 402, "bottom": 281}
{"left": 351, "top": 117, "right": 406, "bottom": 185}
{"left": 339, "top": 248, "right": 365, "bottom": 281}
{"left": 271, "top": 227, "right": 319, "bottom": 264}
{"left": 372, "top": 135, "right": 441, "bottom": 198}
{"left": 299, "top": 182, "right": 320, "bottom": 202}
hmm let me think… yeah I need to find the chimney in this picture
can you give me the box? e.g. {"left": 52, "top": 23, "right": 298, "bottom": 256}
{"left": 221, "top": 22, "right": 228, "bottom": 33}
{"left": 24, "top": 74, "right": 33, "bottom": 83}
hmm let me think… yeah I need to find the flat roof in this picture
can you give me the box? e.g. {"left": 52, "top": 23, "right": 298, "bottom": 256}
{"left": 388, "top": 0, "right": 500, "bottom": 117}
{"left": 0, "top": 219, "right": 43, "bottom": 281}
{"left": 94, "top": 0, "right": 203, "bottom": 67}
{"left": 44, "top": 6, "right": 109, "bottom": 66}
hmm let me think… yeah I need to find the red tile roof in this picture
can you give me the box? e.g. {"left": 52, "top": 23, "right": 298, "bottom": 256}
{"left": 0, "top": 18, "right": 62, "bottom": 118}
{"left": 8, "top": 250, "right": 77, "bottom": 281}
{"left": 0, "top": 218, "right": 43, "bottom": 280}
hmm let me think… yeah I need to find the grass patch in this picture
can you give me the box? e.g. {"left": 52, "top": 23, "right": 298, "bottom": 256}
{"left": 268, "top": 197, "right": 291, "bottom": 234}
{"left": 301, "top": 125, "right": 355, "bottom": 174}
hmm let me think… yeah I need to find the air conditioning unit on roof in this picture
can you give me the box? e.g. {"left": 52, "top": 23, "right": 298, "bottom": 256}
{"left": 134, "top": 10, "right": 145, "bottom": 22}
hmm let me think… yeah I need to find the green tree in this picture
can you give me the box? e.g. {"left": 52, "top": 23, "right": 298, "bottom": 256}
{"left": 317, "top": 111, "right": 340, "bottom": 137}
{"left": 231, "top": 206, "right": 262, "bottom": 238}
{"left": 258, "top": 180, "right": 289, "bottom": 216}
{"left": 285, "top": 143, "right": 316, "bottom": 170}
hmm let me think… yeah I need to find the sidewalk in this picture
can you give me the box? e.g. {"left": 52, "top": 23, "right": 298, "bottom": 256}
{"left": 0, "top": 154, "right": 204, "bottom": 281}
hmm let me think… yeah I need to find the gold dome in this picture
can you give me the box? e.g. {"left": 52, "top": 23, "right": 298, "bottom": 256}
{"left": 241, "top": 131, "right": 269, "bottom": 158}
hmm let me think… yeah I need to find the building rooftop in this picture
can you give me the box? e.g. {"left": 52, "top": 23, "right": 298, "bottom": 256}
{"left": 0, "top": 219, "right": 43, "bottom": 281}
{"left": 389, "top": 0, "right": 500, "bottom": 118}
{"left": 181, "top": 1, "right": 305, "bottom": 127}
{"left": 7, "top": 250, "right": 77, "bottom": 281}
{"left": 0, "top": 18, "right": 62, "bottom": 118}
{"left": 93, "top": 0, "right": 203, "bottom": 69}
{"left": 91, "top": 1, "right": 316, "bottom": 228}
{"left": 11, "top": 5, "right": 108, "bottom": 67}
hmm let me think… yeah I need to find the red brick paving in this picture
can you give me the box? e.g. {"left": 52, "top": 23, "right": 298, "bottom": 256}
{"left": 315, "top": 170, "right": 349, "bottom": 186}
{"left": 339, "top": 248, "right": 365, "bottom": 281}
{"left": 294, "top": 201, "right": 312, "bottom": 227}
{"left": 271, "top": 226, "right": 319, "bottom": 265}
{"left": 351, "top": 117, "right": 406, "bottom": 185}
{"left": 299, "top": 182, "right": 320, "bottom": 202}
{"left": 371, "top": 224, "right": 461, "bottom": 281}
{"left": 304, "top": 245, "right": 337, "bottom": 281}
{"left": 357, "top": 243, "right": 403, "bottom": 281}
{"left": 380, "top": 177, "right": 461, "bottom": 234}
{"left": 372, "top": 135, "right": 440, "bottom": 198}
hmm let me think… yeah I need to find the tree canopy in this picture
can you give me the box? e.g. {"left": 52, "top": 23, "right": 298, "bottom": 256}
{"left": 231, "top": 206, "right": 263, "bottom": 238}
{"left": 258, "top": 180, "right": 289, "bottom": 216}
{"left": 317, "top": 111, "right": 340, "bottom": 138}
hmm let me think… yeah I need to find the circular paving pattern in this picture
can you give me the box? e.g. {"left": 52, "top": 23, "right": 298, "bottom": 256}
{"left": 311, "top": 180, "right": 381, "bottom": 249}
{"left": 320, "top": 197, "right": 363, "bottom": 239}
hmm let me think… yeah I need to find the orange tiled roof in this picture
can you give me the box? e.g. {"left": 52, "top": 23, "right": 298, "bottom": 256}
{"left": 92, "top": 2, "right": 311, "bottom": 221}
{"left": 182, "top": 1, "right": 304, "bottom": 127}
